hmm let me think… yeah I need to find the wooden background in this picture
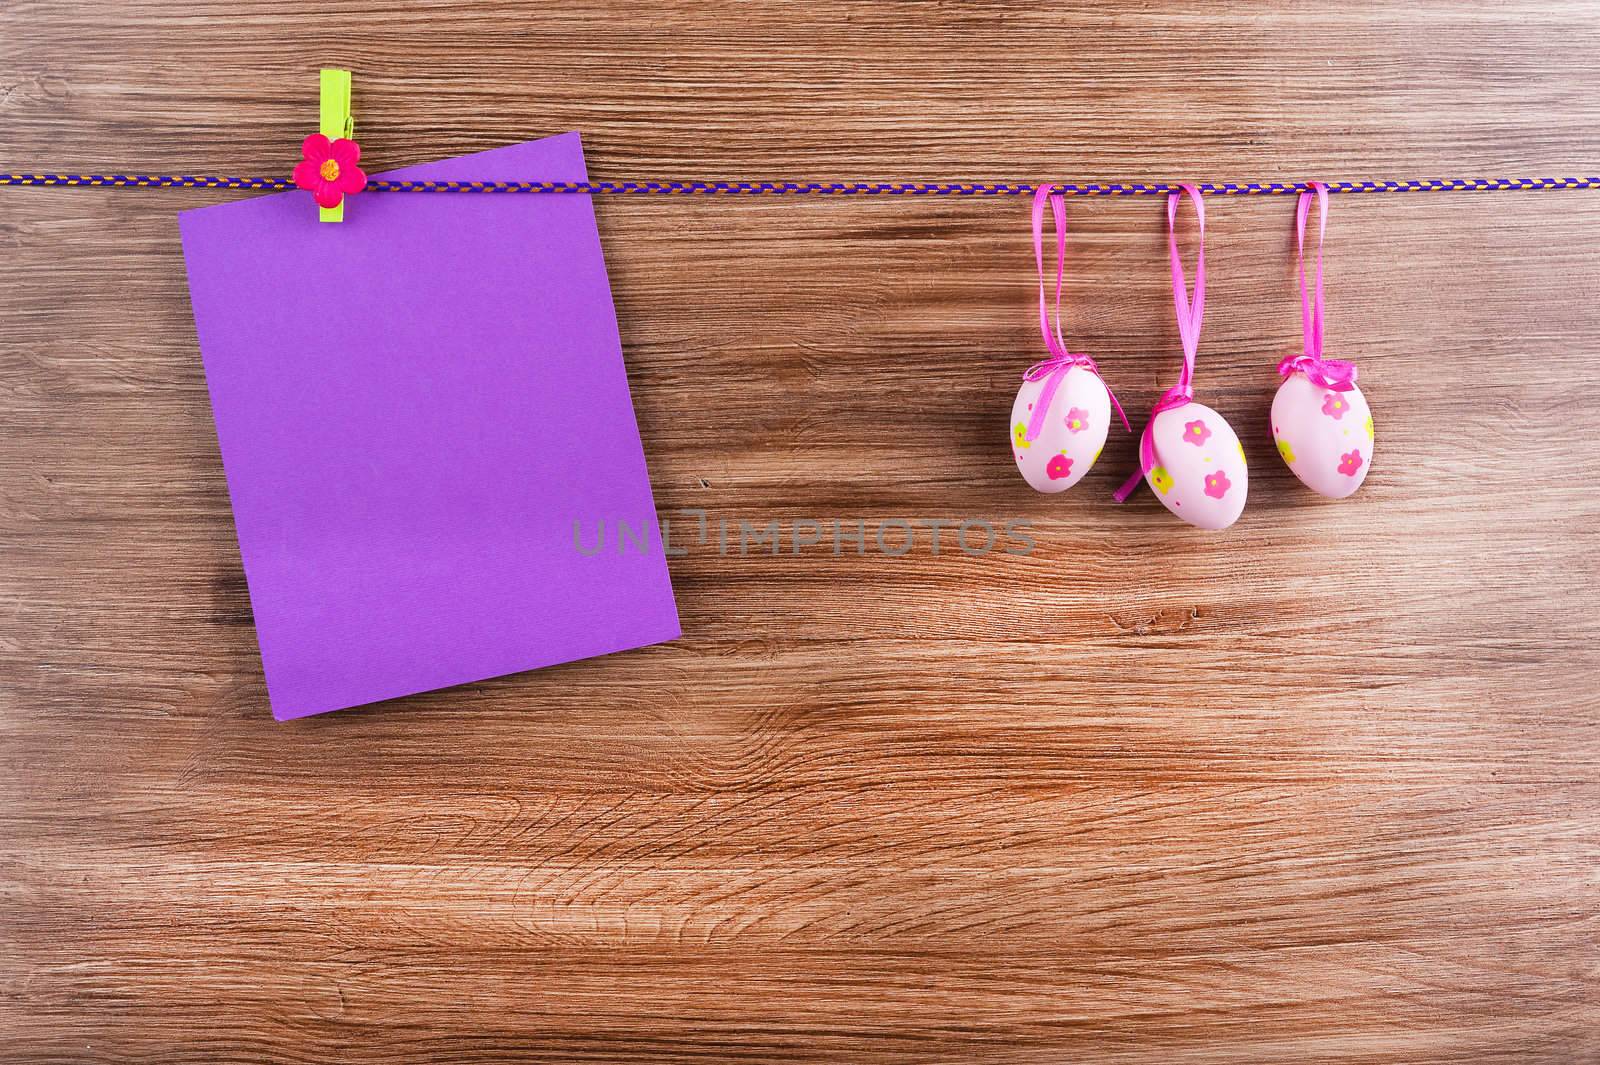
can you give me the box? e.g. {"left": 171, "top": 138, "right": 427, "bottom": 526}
{"left": 2, "top": 2, "right": 1598, "bottom": 1061}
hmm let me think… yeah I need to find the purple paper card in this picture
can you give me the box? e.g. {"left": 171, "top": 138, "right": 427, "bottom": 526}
{"left": 180, "top": 132, "right": 679, "bottom": 720}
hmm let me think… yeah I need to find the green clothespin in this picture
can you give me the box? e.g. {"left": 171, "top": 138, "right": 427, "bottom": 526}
{"left": 319, "top": 68, "right": 353, "bottom": 223}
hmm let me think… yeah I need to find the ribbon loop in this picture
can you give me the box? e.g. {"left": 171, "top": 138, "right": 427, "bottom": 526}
{"left": 1032, "top": 183, "right": 1070, "bottom": 360}
{"left": 1281, "top": 182, "right": 1358, "bottom": 391}
{"left": 1114, "top": 184, "right": 1205, "bottom": 503}
{"left": 1022, "top": 184, "right": 1131, "bottom": 442}
{"left": 1167, "top": 183, "right": 1205, "bottom": 397}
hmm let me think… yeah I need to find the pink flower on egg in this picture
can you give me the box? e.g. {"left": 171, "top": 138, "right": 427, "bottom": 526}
{"left": 1046, "top": 453, "right": 1073, "bottom": 480}
{"left": 1338, "top": 449, "right": 1364, "bottom": 476}
{"left": 292, "top": 133, "right": 367, "bottom": 209}
{"left": 1203, "top": 470, "right": 1231, "bottom": 499}
{"left": 1321, "top": 392, "right": 1350, "bottom": 420}
{"left": 1064, "top": 407, "right": 1090, "bottom": 434}
{"left": 1183, "top": 419, "right": 1211, "bottom": 446}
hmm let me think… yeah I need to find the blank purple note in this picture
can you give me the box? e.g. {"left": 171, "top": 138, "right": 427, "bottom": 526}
{"left": 180, "top": 132, "right": 679, "bottom": 720}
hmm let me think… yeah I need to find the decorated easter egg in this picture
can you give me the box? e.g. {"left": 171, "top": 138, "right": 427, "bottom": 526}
{"left": 1010, "top": 368, "right": 1112, "bottom": 493}
{"left": 1142, "top": 401, "right": 1248, "bottom": 530}
{"left": 1270, "top": 372, "right": 1373, "bottom": 499}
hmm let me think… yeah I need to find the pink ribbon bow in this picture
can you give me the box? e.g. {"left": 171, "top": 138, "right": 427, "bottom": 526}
{"left": 1114, "top": 183, "right": 1205, "bottom": 502}
{"left": 1276, "top": 182, "right": 1358, "bottom": 391}
{"left": 1021, "top": 184, "right": 1130, "bottom": 444}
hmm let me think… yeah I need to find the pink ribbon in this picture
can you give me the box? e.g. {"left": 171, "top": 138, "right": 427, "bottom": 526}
{"left": 1114, "top": 183, "right": 1205, "bottom": 502}
{"left": 1276, "top": 182, "right": 1358, "bottom": 391}
{"left": 1022, "top": 184, "right": 1129, "bottom": 443}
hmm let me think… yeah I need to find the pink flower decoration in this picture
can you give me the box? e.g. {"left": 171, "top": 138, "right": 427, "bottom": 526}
{"left": 1064, "top": 407, "right": 1090, "bottom": 434}
{"left": 292, "top": 133, "right": 367, "bottom": 210}
{"left": 1203, "top": 470, "right": 1231, "bottom": 499}
{"left": 1321, "top": 392, "right": 1350, "bottom": 420}
{"left": 1183, "top": 419, "right": 1212, "bottom": 446}
{"left": 1046, "top": 453, "right": 1073, "bottom": 480}
{"left": 1338, "top": 449, "right": 1364, "bottom": 476}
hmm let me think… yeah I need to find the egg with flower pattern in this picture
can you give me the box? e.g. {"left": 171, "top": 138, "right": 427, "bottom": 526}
{"left": 1271, "top": 372, "right": 1373, "bottom": 498}
{"left": 1141, "top": 401, "right": 1247, "bottom": 530}
{"left": 1010, "top": 368, "right": 1111, "bottom": 493}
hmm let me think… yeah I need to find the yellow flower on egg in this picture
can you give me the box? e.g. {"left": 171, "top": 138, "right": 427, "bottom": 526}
{"left": 1277, "top": 438, "right": 1296, "bottom": 464}
{"left": 1150, "top": 466, "right": 1174, "bottom": 494}
{"left": 1364, "top": 415, "right": 1374, "bottom": 441}
{"left": 1013, "top": 422, "right": 1030, "bottom": 449}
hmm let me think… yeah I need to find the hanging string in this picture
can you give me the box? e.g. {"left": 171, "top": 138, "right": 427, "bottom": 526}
{"left": 1276, "top": 183, "right": 1359, "bottom": 390}
{"left": 1113, "top": 184, "right": 1207, "bottom": 503}
{"left": 2, "top": 174, "right": 1599, "bottom": 195}
{"left": 1166, "top": 184, "right": 1206, "bottom": 403}
{"left": 1035, "top": 183, "right": 1071, "bottom": 359}
{"left": 1299, "top": 183, "right": 1328, "bottom": 359}
{"left": 1020, "top": 185, "right": 1129, "bottom": 443}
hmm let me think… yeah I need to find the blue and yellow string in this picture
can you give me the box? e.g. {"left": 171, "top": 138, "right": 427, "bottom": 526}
{"left": 2, "top": 174, "right": 1599, "bottom": 195}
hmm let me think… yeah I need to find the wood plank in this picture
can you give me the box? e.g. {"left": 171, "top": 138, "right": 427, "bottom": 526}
{"left": 2, "top": 1, "right": 1598, "bottom": 1060}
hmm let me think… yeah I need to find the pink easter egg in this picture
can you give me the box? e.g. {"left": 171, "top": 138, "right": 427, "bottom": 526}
{"left": 1009, "top": 368, "right": 1111, "bottom": 493}
{"left": 1270, "top": 371, "right": 1373, "bottom": 499}
{"left": 1142, "top": 401, "right": 1247, "bottom": 530}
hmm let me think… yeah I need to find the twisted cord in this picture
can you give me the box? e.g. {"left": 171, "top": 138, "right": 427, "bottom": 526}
{"left": 2, "top": 174, "right": 1599, "bottom": 195}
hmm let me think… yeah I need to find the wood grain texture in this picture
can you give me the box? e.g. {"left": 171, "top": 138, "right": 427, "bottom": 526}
{"left": 2, "top": 1, "right": 1599, "bottom": 1061}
